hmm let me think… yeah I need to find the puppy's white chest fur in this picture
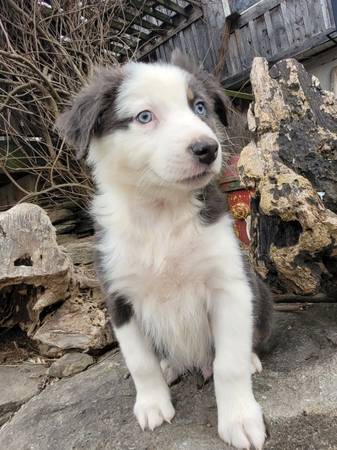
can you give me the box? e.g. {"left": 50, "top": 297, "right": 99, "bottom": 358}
{"left": 135, "top": 230, "right": 213, "bottom": 371}
{"left": 95, "top": 193, "right": 226, "bottom": 371}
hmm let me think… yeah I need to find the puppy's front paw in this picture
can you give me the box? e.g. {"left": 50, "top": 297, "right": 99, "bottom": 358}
{"left": 134, "top": 390, "right": 175, "bottom": 431}
{"left": 218, "top": 400, "right": 265, "bottom": 449}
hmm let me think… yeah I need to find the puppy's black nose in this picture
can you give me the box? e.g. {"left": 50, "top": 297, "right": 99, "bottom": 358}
{"left": 190, "top": 139, "right": 219, "bottom": 165}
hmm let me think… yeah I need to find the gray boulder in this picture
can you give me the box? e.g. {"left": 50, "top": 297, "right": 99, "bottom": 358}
{"left": 48, "top": 352, "right": 94, "bottom": 378}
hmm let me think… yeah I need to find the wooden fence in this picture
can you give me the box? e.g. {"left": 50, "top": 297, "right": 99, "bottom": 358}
{"left": 222, "top": 0, "right": 337, "bottom": 86}
{"left": 141, "top": 0, "right": 337, "bottom": 87}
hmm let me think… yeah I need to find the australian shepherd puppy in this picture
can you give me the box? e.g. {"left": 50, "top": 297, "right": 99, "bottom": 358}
{"left": 57, "top": 51, "right": 272, "bottom": 450}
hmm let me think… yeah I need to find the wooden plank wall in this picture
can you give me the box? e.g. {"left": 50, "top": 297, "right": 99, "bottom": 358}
{"left": 142, "top": 0, "right": 337, "bottom": 87}
{"left": 142, "top": 0, "right": 225, "bottom": 72}
{"left": 222, "top": 0, "right": 336, "bottom": 86}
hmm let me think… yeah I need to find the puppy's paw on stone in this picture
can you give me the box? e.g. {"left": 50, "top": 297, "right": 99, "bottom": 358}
{"left": 218, "top": 400, "right": 266, "bottom": 449}
{"left": 134, "top": 390, "right": 175, "bottom": 431}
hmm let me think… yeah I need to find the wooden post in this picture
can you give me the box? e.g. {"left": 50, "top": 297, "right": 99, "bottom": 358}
{"left": 221, "top": 0, "right": 240, "bottom": 20}
{"left": 331, "top": 66, "right": 337, "bottom": 96}
{"left": 202, "top": 0, "right": 240, "bottom": 76}
{"left": 199, "top": 0, "right": 227, "bottom": 70}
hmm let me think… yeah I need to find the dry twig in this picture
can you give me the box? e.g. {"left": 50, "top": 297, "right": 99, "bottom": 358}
{"left": 0, "top": 0, "right": 131, "bottom": 209}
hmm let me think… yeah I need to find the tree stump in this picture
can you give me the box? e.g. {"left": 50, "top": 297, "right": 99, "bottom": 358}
{"left": 238, "top": 57, "right": 337, "bottom": 296}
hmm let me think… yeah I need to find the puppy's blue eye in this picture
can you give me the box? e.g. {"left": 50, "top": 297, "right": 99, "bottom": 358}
{"left": 136, "top": 110, "right": 153, "bottom": 124}
{"left": 194, "top": 101, "right": 206, "bottom": 116}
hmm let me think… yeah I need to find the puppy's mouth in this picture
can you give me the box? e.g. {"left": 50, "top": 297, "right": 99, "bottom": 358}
{"left": 179, "top": 170, "right": 212, "bottom": 184}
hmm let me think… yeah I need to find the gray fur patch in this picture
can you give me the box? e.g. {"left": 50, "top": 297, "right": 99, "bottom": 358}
{"left": 171, "top": 50, "right": 229, "bottom": 127}
{"left": 250, "top": 274, "right": 273, "bottom": 351}
{"left": 107, "top": 293, "right": 134, "bottom": 328}
{"left": 197, "top": 182, "right": 228, "bottom": 225}
{"left": 56, "top": 67, "right": 129, "bottom": 159}
{"left": 93, "top": 225, "right": 134, "bottom": 328}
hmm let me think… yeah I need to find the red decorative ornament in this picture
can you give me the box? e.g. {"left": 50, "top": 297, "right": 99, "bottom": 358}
{"left": 219, "top": 155, "right": 252, "bottom": 246}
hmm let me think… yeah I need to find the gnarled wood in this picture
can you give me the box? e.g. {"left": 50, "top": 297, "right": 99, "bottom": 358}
{"left": 0, "top": 203, "right": 71, "bottom": 333}
{"left": 0, "top": 203, "right": 113, "bottom": 355}
{"left": 239, "top": 57, "right": 337, "bottom": 296}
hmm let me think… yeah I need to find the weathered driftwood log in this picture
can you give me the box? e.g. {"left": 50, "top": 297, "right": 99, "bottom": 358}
{"left": 239, "top": 57, "right": 337, "bottom": 296}
{"left": 34, "top": 288, "right": 112, "bottom": 356}
{"left": 0, "top": 203, "right": 112, "bottom": 355}
{"left": 0, "top": 203, "right": 71, "bottom": 332}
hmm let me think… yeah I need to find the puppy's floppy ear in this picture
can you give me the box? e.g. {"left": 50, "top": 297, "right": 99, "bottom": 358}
{"left": 56, "top": 66, "right": 123, "bottom": 159}
{"left": 170, "top": 49, "right": 198, "bottom": 74}
{"left": 56, "top": 88, "right": 100, "bottom": 160}
{"left": 171, "top": 50, "right": 228, "bottom": 127}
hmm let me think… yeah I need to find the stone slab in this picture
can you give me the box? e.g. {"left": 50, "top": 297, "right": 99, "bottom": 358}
{"left": 0, "top": 362, "right": 46, "bottom": 426}
{"left": 48, "top": 352, "right": 94, "bottom": 378}
{"left": 0, "top": 305, "right": 336, "bottom": 450}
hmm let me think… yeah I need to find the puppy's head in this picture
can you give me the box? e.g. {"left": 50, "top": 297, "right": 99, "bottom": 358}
{"left": 57, "top": 52, "right": 230, "bottom": 193}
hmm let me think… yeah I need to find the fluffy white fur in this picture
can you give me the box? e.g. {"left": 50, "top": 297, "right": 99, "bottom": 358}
{"left": 88, "top": 63, "right": 266, "bottom": 449}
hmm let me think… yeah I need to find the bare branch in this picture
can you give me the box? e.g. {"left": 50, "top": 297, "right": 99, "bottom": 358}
{"left": 0, "top": 0, "right": 124, "bottom": 209}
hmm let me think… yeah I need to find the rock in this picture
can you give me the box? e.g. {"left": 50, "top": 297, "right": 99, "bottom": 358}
{"left": 326, "top": 329, "right": 337, "bottom": 346}
{"left": 0, "top": 203, "right": 71, "bottom": 333}
{"left": 48, "top": 352, "right": 94, "bottom": 378}
{"left": 45, "top": 203, "right": 94, "bottom": 238}
{"left": 238, "top": 57, "right": 337, "bottom": 295}
{"left": 61, "top": 236, "right": 95, "bottom": 266}
{"left": 0, "top": 202, "right": 113, "bottom": 355}
{"left": 0, "top": 362, "right": 46, "bottom": 426}
{"left": 0, "top": 304, "right": 336, "bottom": 450}
{"left": 33, "top": 290, "right": 113, "bottom": 355}
{"left": 45, "top": 205, "right": 77, "bottom": 227}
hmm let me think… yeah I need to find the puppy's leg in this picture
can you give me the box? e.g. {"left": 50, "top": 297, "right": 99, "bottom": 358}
{"left": 201, "top": 365, "right": 213, "bottom": 381}
{"left": 251, "top": 352, "right": 263, "bottom": 374}
{"left": 211, "top": 281, "right": 266, "bottom": 450}
{"left": 115, "top": 320, "right": 175, "bottom": 430}
{"left": 160, "top": 359, "right": 181, "bottom": 385}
